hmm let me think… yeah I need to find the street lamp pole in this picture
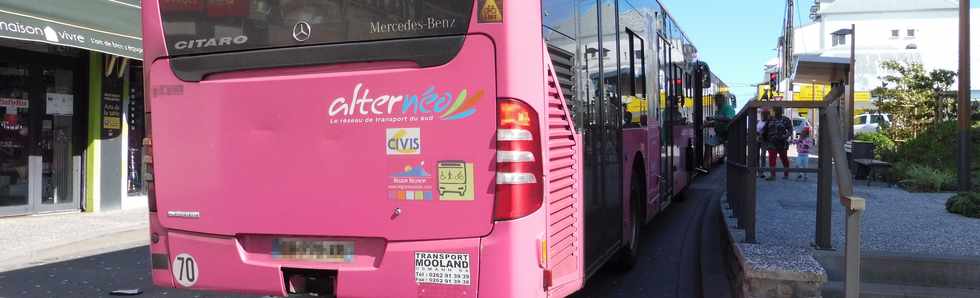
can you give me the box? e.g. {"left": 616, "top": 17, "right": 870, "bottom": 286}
{"left": 958, "top": 0, "right": 972, "bottom": 191}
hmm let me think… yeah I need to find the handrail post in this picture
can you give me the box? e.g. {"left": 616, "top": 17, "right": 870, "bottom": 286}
{"left": 844, "top": 202, "right": 864, "bottom": 298}
{"left": 826, "top": 98, "right": 865, "bottom": 298}
{"left": 726, "top": 125, "right": 733, "bottom": 208}
{"left": 816, "top": 109, "right": 833, "bottom": 250}
{"left": 732, "top": 116, "right": 743, "bottom": 224}
{"left": 745, "top": 108, "right": 758, "bottom": 243}
{"left": 739, "top": 115, "right": 747, "bottom": 225}
{"left": 826, "top": 101, "right": 855, "bottom": 197}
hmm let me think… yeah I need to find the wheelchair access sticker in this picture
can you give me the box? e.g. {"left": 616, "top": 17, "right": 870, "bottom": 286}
{"left": 172, "top": 253, "right": 199, "bottom": 287}
{"left": 437, "top": 161, "right": 474, "bottom": 201}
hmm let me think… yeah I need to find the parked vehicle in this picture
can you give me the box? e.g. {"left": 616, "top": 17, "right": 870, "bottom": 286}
{"left": 141, "top": 1, "right": 727, "bottom": 297}
{"left": 854, "top": 113, "right": 891, "bottom": 134}
{"left": 792, "top": 117, "right": 811, "bottom": 137}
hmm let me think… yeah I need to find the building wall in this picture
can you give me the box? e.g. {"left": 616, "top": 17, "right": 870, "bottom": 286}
{"left": 794, "top": 9, "right": 959, "bottom": 92}
{"left": 787, "top": 7, "right": 980, "bottom": 102}
{"left": 84, "top": 52, "right": 143, "bottom": 213}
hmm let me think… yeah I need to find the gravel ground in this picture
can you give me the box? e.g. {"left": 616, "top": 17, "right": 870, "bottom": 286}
{"left": 749, "top": 175, "right": 980, "bottom": 258}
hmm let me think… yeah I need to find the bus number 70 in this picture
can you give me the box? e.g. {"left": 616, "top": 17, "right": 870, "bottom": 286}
{"left": 173, "top": 254, "right": 198, "bottom": 286}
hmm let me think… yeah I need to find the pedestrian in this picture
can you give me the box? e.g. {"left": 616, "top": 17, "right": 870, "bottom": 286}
{"left": 793, "top": 127, "right": 814, "bottom": 180}
{"left": 763, "top": 107, "right": 792, "bottom": 180}
{"left": 757, "top": 109, "right": 771, "bottom": 178}
{"left": 708, "top": 93, "right": 735, "bottom": 144}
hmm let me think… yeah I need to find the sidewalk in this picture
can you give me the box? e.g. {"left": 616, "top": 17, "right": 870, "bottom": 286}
{"left": 0, "top": 209, "right": 149, "bottom": 272}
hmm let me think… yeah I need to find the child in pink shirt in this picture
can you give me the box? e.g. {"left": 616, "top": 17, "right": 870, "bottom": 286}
{"left": 793, "top": 127, "right": 815, "bottom": 180}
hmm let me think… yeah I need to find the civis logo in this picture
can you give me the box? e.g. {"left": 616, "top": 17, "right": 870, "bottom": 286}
{"left": 386, "top": 128, "right": 421, "bottom": 155}
{"left": 328, "top": 84, "right": 484, "bottom": 122}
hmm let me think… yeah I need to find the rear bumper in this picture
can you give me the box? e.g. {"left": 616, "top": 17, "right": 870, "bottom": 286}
{"left": 148, "top": 210, "right": 550, "bottom": 297}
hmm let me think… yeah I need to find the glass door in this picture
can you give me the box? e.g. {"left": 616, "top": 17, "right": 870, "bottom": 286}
{"left": 0, "top": 62, "right": 32, "bottom": 216}
{"left": 37, "top": 67, "right": 76, "bottom": 213}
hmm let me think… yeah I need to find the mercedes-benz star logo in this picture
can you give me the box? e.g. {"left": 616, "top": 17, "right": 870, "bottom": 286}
{"left": 292, "top": 21, "right": 311, "bottom": 42}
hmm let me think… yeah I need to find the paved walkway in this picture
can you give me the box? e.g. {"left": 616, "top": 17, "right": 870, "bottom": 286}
{"left": 0, "top": 209, "right": 148, "bottom": 272}
{"left": 753, "top": 174, "right": 980, "bottom": 257}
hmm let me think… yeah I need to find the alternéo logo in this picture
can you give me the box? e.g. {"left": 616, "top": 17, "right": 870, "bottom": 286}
{"left": 386, "top": 128, "right": 421, "bottom": 155}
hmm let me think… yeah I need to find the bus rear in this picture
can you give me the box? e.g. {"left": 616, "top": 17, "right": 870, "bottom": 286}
{"left": 143, "top": 1, "right": 568, "bottom": 297}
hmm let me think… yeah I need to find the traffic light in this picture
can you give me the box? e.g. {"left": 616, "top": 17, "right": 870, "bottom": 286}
{"left": 769, "top": 72, "right": 778, "bottom": 90}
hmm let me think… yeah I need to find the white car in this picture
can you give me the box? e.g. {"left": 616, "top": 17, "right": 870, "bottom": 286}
{"left": 854, "top": 113, "right": 891, "bottom": 134}
{"left": 792, "top": 117, "right": 811, "bottom": 137}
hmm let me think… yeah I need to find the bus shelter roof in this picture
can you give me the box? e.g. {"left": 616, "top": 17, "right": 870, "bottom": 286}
{"left": 791, "top": 55, "right": 850, "bottom": 85}
{"left": 0, "top": 0, "right": 142, "bottom": 60}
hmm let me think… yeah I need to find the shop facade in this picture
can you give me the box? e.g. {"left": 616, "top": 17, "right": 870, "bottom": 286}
{"left": 0, "top": 0, "right": 143, "bottom": 216}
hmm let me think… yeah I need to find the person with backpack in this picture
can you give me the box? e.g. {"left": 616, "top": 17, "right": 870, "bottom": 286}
{"left": 763, "top": 107, "right": 792, "bottom": 180}
{"left": 757, "top": 109, "right": 771, "bottom": 178}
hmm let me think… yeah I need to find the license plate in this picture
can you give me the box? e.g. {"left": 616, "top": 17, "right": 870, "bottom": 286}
{"left": 273, "top": 239, "right": 354, "bottom": 262}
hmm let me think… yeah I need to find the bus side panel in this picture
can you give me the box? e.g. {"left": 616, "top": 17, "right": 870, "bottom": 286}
{"left": 622, "top": 128, "right": 646, "bottom": 227}
{"left": 543, "top": 57, "right": 585, "bottom": 297}
{"left": 672, "top": 125, "right": 694, "bottom": 193}
{"left": 646, "top": 124, "right": 663, "bottom": 223}
{"left": 479, "top": 209, "right": 547, "bottom": 298}
{"left": 149, "top": 215, "right": 174, "bottom": 288}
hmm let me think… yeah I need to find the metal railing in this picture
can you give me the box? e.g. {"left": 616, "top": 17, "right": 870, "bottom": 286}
{"left": 724, "top": 84, "right": 866, "bottom": 298}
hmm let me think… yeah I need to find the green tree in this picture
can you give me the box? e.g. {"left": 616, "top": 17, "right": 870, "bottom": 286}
{"left": 871, "top": 61, "right": 958, "bottom": 141}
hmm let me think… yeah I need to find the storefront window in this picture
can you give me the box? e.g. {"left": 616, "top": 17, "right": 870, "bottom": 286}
{"left": 41, "top": 67, "right": 75, "bottom": 206}
{"left": 0, "top": 63, "right": 30, "bottom": 209}
{"left": 127, "top": 63, "right": 145, "bottom": 195}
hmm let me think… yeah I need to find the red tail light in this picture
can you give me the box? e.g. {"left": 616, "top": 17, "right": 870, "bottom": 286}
{"left": 495, "top": 99, "right": 543, "bottom": 220}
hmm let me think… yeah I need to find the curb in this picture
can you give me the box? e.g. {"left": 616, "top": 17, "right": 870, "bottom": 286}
{"left": 720, "top": 193, "right": 828, "bottom": 298}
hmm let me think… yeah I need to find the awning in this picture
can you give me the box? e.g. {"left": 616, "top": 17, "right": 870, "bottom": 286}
{"left": 0, "top": 0, "right": 142, "bottom": 60}
{"left": 792, "top": 55, "right": 851, "bottom": 84}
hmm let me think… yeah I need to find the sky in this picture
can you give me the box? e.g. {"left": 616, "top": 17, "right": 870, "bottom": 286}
{"left": 657, "top": 0, "right": 980, "bottom": 108}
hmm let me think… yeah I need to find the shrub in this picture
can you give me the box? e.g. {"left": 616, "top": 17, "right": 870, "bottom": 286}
{"left": 855, "top": 132, "right": 896, "bottom": 160}
{"left": 885, "top": 121, "right": 980, "bottom": 192}
{"left": 893, "top": 121, "right": 980, "bottom": 172}
{"left": 946, "top": 192, "right": 980, "bottom": 218}
{"left": 897, "top": 163, "right": 956, "bottom": 192}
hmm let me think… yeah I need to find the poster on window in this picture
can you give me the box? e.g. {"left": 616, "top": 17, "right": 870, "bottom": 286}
{"left": 102, "top": 75, "right": 123, "bottom": 139}
{"left": 46, "top": 93, "right": 74, "bottom": 115}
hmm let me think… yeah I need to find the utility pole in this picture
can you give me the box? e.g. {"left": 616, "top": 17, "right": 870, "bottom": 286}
{"left": 848, "top": 24, "right": 856, "bottom": 141}
{"left": 958, "top": 0, "right": 972, "bottom": 191}
{"left": 783, "top": 0, "right": 795, "bottom": 99}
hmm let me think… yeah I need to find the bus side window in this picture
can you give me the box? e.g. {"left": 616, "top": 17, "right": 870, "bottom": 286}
{"left": 623, "top": 28, "right": 647, "bottom": 127}
{"left": 543, "top": 0, "right": 603, "bottom": 131}
{"left": 543, "top": 0, "right": 580, "bottom": 129}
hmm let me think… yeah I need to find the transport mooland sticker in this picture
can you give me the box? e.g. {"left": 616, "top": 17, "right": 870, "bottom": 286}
{"left": 386, "top": 128, "right": 421, "bottom": 155}
{"left": 389, "top": 161, "right": 435, "bottom": 201}
{"left": 172, "top": 253, "right": 199, "bottom": 287}
{"left": 327, "top": 84, "right": 484, "bottom": 125}
{"left": 437, "top": 161, "right": 475, "bottom": 201}
{"left": 415, "top": 252, "right": 471, "bottom": 285}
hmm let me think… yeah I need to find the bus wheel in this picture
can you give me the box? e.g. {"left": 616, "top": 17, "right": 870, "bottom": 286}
{"left": 613, "top": 170, "right": 643, "bottom": 271}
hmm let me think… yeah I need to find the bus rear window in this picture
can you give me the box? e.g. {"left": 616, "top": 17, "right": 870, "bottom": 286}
{"left": 160, "top": 0, "right": 474, "bottom": 56}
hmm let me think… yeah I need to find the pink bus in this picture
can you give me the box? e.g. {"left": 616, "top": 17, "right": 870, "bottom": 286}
{"left": 142, "top": 0, "right": 726, "bottom": 297}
